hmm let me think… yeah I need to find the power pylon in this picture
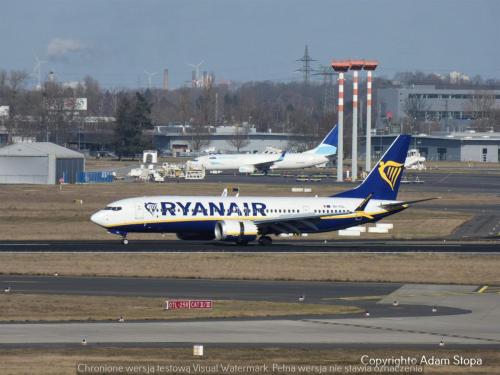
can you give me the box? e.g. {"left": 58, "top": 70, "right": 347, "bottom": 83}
{"left": 296, "top": 45, "right": 316, "bottom": 85}
{"left": 313, "top": 65, "right": 336, "bottom": 115}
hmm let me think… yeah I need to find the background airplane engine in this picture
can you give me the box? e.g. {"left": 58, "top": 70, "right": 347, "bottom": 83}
{"left": 214, "top": 220, "right": 258, "bottom": 242}
{"left": 176, "top": 232, "right": 216, "bottom": 241}
{"left": 238, "top": 165, "right": 256, "bottom": 173}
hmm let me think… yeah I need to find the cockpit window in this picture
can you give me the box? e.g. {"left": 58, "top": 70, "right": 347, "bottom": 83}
{"left": 104, "top": 206, "right": 122, "bottom": 211}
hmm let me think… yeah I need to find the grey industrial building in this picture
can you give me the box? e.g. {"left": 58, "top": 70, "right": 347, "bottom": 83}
{"left": 370, "top": 132, "right": 500, "bottom": 163}
{"left": 153, "top": 125, "right": 307, "bottom": 154}
{"left": 377, "top": 85, "right": 500, "bottom": 131}
{"left": 0, "top": 142, "right": 84, "bottom": 184}
{"left": 154, "top": 123, "right": 500, "bottom": 163}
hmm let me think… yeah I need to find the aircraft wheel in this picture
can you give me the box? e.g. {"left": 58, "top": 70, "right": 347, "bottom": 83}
{"left": 121, "top": 238, "right": 129, "bottom": 245}
{"left": 258, "top": 236, "right": 272, "bottom": 246}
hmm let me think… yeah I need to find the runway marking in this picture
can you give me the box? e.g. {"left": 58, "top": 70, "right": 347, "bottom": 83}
{"left": 0, "top": 244, "right": 49, "bottom": 246}
{"left": 477, "top": 285, "right": 489, "bottom": 293}
{"left": 389, "top": 290, "right": 491, "bottom": 298}
{"left": 438, "top": 173, "right": 451, "bottom": 183}
{"left": 323, "top": 295, "right": 384, "bottom": 301}
{"left": 303, "top": 319, "right": 500, "bottom": 344}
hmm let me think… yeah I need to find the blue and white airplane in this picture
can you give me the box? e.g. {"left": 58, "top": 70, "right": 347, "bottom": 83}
{"left": 91, "top": 134, "right": 435, "bottom": 245}
{"left": 194, "top": 125, "right": 338, "bottom": 173}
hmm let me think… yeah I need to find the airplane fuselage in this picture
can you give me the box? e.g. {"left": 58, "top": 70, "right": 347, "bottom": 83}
{"left": 270, "top": 153, "right": 328, "bottom": 169}
{"left": 91, "top": 134, "right": 417, "bottom": 245}
{"left": 91, "top": 195, "right": 402, "bottom": 238}
{"left": 196, "top": 154, "right": 279, "bottom": 170}
{"left": 196, "top": 153, "right": 329, "bottom": 171}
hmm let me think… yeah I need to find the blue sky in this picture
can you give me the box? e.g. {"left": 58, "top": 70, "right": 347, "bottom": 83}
{"left": 1, "top": 0, "right": 499, "bottom": 88}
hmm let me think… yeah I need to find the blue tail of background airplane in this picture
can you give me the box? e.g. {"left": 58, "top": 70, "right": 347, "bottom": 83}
{"left": 333, "top": 135, "right": 411, "bottom": 201}
{"left": 307, "top": 125, "right": 338, "bottom": 156}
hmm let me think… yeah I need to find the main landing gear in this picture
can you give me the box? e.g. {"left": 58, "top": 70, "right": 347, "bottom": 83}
{"left": 258, "top": 236, "right": 272, "bottom": 246}
{"left": 121, "top": 237, "right": 129, "bottom": 245}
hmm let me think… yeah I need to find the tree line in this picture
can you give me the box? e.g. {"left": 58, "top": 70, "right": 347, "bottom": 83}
{"left": 1, "top": 68, "right": 499, "bottom": 155}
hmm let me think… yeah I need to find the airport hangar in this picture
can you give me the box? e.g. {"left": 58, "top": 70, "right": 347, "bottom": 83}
{"left": 0, "top": 142, "right": 84, "bottom": 184}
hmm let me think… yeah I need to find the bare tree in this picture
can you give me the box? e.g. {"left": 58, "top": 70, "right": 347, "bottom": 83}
{"left": 403, "top": 95, "right": 429, "bottom": 133}
{"left": 464, "top": 90, "right": 496, "bottom": 131}
{"left": 4, "top": 70, "right": 29, "bottom": 143}
{"left": 188, "top": 122, "right": 210, "bottom": 152}
{"left": 178, "top": 87, "right": 192, "bottom": 124}
{"left": 227, "top": 124, "right": 250, "bottom": 152}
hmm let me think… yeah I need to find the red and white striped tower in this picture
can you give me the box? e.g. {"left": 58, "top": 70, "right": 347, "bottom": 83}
{"left": 331, "top": 60, "right": 351, "bottom": 182}
{"left": 363, "top": 60, "right": 378, "bottom": 172}
{"left": 349, "top": 60, "right": 364, "bottom": 182}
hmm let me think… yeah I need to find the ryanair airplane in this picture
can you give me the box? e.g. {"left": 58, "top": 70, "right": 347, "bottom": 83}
{"left": 91, "top": 135, "right": 434, "bottom": 245}
{"left": 194, "top": 125, "right": 338, "bottom": 173}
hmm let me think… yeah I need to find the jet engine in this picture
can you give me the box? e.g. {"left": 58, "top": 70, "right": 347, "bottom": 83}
{"left": 176, "top": 232, "right": 215, "bottom": 241}
{"left": 214, "top": 220, "right": 258, "bottom": 243}
{"left": 238, "top": 165, "right": 256, "bottom": 174}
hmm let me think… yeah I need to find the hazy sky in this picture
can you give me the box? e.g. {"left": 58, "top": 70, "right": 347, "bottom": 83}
{"left": 1, "top": 0, "right": 499, "bottom": 89}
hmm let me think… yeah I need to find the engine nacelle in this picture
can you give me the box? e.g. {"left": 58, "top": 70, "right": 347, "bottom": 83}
{"left": 214, "top": 220, "right": 258, "bottom": 242}
{"left": 238, "top": 165, "right": 256, "bottom": 174}
{"left": 176, "top": 232, "right": 215, "bottom": 241}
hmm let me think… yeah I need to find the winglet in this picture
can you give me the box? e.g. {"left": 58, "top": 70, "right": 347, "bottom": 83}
{"left": 278, "top": 150, "right": 287, "bottom": 161}
{"left": 354, "top": 193, "right": 373, "bottom": 212}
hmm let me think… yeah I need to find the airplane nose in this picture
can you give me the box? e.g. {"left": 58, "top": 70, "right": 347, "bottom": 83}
{"left": 90, "top": 211, "right": 106, "bottom": 226}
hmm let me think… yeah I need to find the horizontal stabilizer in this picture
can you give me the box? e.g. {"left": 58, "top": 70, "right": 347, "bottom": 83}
{"left": 380, "top": 197, "right": 440, "bottom": 210}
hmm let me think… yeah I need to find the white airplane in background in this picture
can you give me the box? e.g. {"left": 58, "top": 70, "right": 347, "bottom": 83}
{"left": 91, "top": 134, "right": 436, "bottom": 245}
{"left": 194, "top": 125, "right": 338, "bottom": 173}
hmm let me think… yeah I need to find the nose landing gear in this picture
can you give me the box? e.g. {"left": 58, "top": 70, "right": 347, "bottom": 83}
{"left": 108, "top": 229, "right": 129, "bottom": 245}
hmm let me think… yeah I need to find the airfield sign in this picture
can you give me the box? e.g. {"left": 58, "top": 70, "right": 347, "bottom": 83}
{"left": 164, "top": 300, "right": 213, "bottom": 310}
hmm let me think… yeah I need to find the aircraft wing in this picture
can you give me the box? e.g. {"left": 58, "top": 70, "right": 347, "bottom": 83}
{"left": 251, "top": 151, "right": 286, "bottom": 172}
{"left": 253, "top": 211, "right": 354, "bottom": 235}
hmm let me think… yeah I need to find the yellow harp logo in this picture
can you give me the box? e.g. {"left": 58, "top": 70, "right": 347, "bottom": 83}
{"left": 378, "top": 161, "right": 404, "bottom": 190}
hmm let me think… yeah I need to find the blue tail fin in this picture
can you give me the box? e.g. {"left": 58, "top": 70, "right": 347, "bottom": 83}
{"left": 307, "top": 124, "right": 338, "bottom": 155}
{"left": 333, "top": 135, "right": 411, "bottom": 200}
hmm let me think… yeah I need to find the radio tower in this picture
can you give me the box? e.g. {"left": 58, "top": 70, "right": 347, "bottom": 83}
{"left": 296, "top": 45, "right": 316, "bottom": 85}
{"left": 313, "top": 65, "right": 336, "bottom": 115}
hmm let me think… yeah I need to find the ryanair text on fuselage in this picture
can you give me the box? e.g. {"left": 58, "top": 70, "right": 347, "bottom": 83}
{"left": 145, "top": 201, "right": 267, "bottom": 217}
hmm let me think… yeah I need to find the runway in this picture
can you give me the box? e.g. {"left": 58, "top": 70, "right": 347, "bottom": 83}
{"left": 0, "top": 239, "right": 498, "bottom": 252}
{"left": 0, "top": 280, "right": 498, "bottom": 347}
